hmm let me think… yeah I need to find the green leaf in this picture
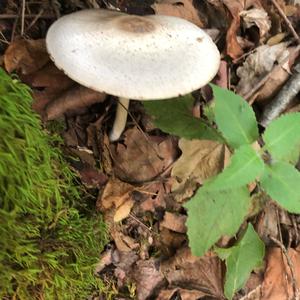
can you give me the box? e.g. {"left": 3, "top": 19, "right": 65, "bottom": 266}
{"left": 205, "top": 144, "right": 264, "bottom": 190}
{"left": 263, "top": 113, "right": 300, "bottom": 164}
{"left": 212, "top": 84, "right": 259, "bottom": 148}
{"left": 260, "top": 161, "right": 300, "bottom": 213}
{"left": 185, "top": 187, "right": 250, "bottom": 257}
{"left": 216, "top": 224, "right": 265, "bottom": 300}
{"left": 143, "top": 94, "right": 223, "bottom": 141}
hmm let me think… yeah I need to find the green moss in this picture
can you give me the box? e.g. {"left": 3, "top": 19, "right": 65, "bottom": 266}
{"left": 0, "top": 69, "right": 108, "bottom": 299}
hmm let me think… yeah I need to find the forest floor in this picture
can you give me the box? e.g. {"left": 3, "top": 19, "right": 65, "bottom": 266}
{"left": 1, "top": 0, "right": 300, "bottom": 299}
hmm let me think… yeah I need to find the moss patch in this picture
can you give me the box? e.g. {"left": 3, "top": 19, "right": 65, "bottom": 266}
{"left": 0, "top": 68, "right": 108, "bottom": 299}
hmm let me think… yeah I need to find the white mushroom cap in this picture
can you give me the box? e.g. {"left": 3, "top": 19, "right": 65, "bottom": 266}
{"left": 46, "top": 9, "right": 220, "bottom": 100}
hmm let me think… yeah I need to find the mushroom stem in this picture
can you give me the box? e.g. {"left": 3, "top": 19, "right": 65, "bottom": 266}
{"left": 109, "top": 97, "right": 130, "bottom": 141}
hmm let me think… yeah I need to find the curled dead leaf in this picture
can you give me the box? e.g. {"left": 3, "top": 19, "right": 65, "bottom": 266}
{"left": 240, "top": 8, "right": 271, "bottom": 38}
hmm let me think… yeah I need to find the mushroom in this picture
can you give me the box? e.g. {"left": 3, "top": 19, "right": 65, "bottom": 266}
{"left": 46, "top": 9, "right": 220, "bottom": 141}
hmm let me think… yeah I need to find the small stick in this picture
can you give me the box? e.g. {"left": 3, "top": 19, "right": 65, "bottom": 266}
{"left": 271, "top": 0, "right": 300, "bottom": 44}
{"left": 260, "top": 62, "right": 300, "bottom": 127}
{"left": 0, "top": 14, "right": 55, "bottom": 19}
{"left": 26, "top": 9, "right": 45, "bottom": 33}
{"left": 269, "top": 236, "right": 300, "bottom": 300}
{"left": 21, "top": 0, "right": 26, "bottom": 36}
{"left": 129, "top": 213, "right": 152, "bottom": 232}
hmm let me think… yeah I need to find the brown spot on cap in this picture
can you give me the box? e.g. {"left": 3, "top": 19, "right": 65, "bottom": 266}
{"left": 117, "top": 16, "right": 156, "bottom": 33}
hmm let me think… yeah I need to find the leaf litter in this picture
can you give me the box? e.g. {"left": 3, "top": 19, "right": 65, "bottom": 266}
{"left": 1, "top": 0, "right": 300, "bottom": 299}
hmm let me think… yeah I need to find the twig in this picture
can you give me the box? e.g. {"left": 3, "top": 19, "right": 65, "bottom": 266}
{"left": 271, "top": 0, "right": 300, "bottom": 44}
{"left": 0, "top": 14, "right": 55, "bottom": 19}
{"left": 25, "top": 9, "right": 45, "bottom": 33}
{"left": 260, "top": 62, "right": 300, "bottom": 127}
{"left": 269, "top": 236, "right": 300, "bottom": 300}
{"left": 21, "top": 0, "right": 26, "bottom": 36}
{"left": 129, "top": 213, "right": 152, "bottom": 232}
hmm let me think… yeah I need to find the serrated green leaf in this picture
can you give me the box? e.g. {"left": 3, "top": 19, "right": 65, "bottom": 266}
{"left": 212, "top": 84, "right": 259, "bottom": 148}
{"left": 185, "top": 187, "right": 250, "bottom": 257}
{"left": 143, "top": 94, "right": 223, "bottom": 141}
{"left": 263, "top": 113, "right": 300, "bottom": 164}
{"left": 216, "top": 224, "right": 265, "bottom": 300}
{"left": 205, "top": 144, "right": 264, "bottom": 190}
{"left": 260, "top": 161, "right": 300, "bottom": 213}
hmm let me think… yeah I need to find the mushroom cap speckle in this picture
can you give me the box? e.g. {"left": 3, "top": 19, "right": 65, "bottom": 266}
{"left": 46, "top": 9, "right": 220, "bottom": 100}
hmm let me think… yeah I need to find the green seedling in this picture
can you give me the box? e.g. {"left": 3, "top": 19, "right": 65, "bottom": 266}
{"left": 0, "top": 68, "right": 108, "bottom": 300}
{"left": 144, "top": 84, "right": 300, "bottom": 299}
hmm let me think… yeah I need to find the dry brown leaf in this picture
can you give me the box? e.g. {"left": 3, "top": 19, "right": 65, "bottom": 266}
{"left": 138, "top": 182, "right": 167, "bottom": 213}
{"left": 157, "top": 288, "right": 206, "bottom": 300}
{"left": 223, "top": 0, "right": 262, "bottom": 59}
{"left": 115, "top": 250, "right": 139, "bottom": 286}
{"left": 156, "top": 228, "right": 186, "bottom": 256}
{"left": 240, "top": 8, "right": 271, "bottom": 38}
{"left": 151, "top": 0, "right": 204, "bottom": 27}
{"left": 23, "top": 63, "right": 73, "bottom": 89}
{"left": 171, "top": 138, "right": 229, "bottom": 195}
{"left": 132, "top": 259, "right": 166, "bottom": 300}
{"left": 94, "top": 247, "right": 116, "bottom": 275}
{"left": 111, "top": 127, "right": 177, "bottom": 183}
{"left": 96, "top": 247, "right": 139, "bottom": 287}
{"left": 236, "top": 43, "right": 289, "bottom": 97}
{"left": 78, "top": 164, "right": 107, "bottom": 188}
{"left": 256, "top": 202, "right": 279, "bottom": 245}
{"left": 267, "top": 33, "right": 287, "bottom": 46}
{"left": 261, "top": 247, "right": 300, "bottom": 300}
{"left": 252, "top": 46, "right": 299, "bottom": 103}
{"left": 111, "top": 230, "right": 139, "bottom": 252}
{"left": 45, "top": 85, "right": 106, "bottom": 120}
{"left": 161, "top": 247, "right": 224, "bottom": 298}
{"left": 160, "top": 212, "right": 186, "bottom": 233}
{"left": 4, "top": 39, "right": 49, "bottom": 74}
{"left": 97, "top": 178, "right": 134, "bottom": 211}
{"left": 223, "top": 0, "right": 245, "bottom": 59}
{"left": 113, "top": 199, "right": 134, "bottom": 222}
